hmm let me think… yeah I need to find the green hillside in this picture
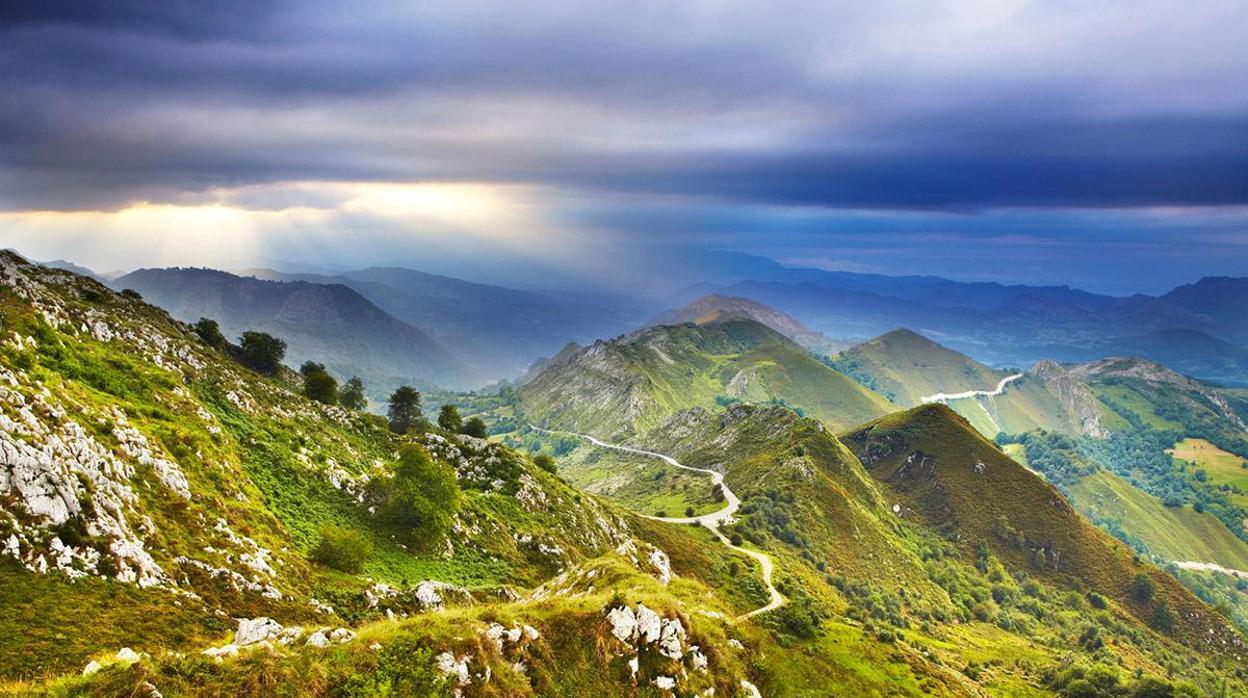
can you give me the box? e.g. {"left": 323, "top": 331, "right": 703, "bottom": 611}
{"left": 842, "top": 406, "right": 1242, "bottom": 652}
{"left": 1071, "top": 470, "right": 1248, "bottom": 570}
{"left": 521, "top": 317, "right": 892, "bottom": 439}
{"left": 831, "top": 328, "right": 1007, "bottom": 406}
{"left": 4, "top": 254, "right": 1246, "bottom": 697}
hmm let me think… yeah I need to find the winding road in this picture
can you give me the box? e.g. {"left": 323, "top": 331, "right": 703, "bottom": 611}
{"left": 530, "top": 425, "right": 785, "bottom": 619}
{"left": 920, "top": 373, "right": 1024, "bottom": 404}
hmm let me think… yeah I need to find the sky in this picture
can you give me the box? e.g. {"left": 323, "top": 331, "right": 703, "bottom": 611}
{"left": 1, "top": 0, "right": 1246, "bottom": 295}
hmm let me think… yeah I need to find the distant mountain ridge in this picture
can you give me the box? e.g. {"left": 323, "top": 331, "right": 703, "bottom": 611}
{"left": 674, "top": 268, "right": 1248, "bottom": 385}
{"left": 247, "top": 266, "right": 640, "bottom": 382}
{"left": 649, "top": 293, "right": 849, "bottom": 356}
{"left": 112, "top": 267, "right": 475, "bottom": 392}
{"left": 522, "top": 316, "right": 891, "bottom": 439}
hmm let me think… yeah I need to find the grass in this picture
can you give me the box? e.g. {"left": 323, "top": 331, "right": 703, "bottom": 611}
{"left": 1171, "top": 438, "right": 1248, "bottom": 507}
{"left": 1070, "top": 470, "right": 1248, "bottom": 570}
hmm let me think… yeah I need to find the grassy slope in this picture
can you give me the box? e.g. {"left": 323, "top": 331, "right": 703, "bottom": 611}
{"left": 842, "top": 405, "right": 1243, "bottom": 656}
{"left": 1172, "top": 438, "right": 1248, "bottom": 512}
{"left": 0, "top": 257, "right": 638, "bottom": 679}
{"left": 522, "top": 318, "right": 891, "bottom": 440}
{"left": 1070, "top": 470, "right": 1248, "bottom": 569}
{"left": 833, "top": 328, "right": 1005, "bottom": 407}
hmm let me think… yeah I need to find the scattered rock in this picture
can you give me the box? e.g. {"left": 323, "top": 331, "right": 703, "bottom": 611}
{"left": 235, "top": 617, "right": 283, "bottom": 646}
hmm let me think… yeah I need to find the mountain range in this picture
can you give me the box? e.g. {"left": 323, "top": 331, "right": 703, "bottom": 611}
{"left": 674, "top": 267, "right": 1248, "bottom": 386}
{"left": 112, "top": 267, "right": 477, "bottom": 393}
{"left": 3, "top": 252, "right": 1248, "bottom": 697}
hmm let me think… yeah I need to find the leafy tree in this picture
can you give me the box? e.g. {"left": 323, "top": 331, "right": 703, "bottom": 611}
{"left": 1151, "top": 599, "right": 1174, "bottom": 633}
{"left": 461, "top": 416, "right": 487, "bottom": 438}
{"left": 238, "top": 331, "right": 286, "bottom": 374}
{"left": 387, "top": 386, "right": 424, "bottom": 434}
{"left": 339, "top": 377, "right": 367, "bottom": 411}
{"left": 532, "top": 453, "right": 556, "bottom": 474}
{"left": 371, "top": 444, "right": 460, "bottom": 547}
{"left": 300, "top": 361, "right": 338, "bottom": 405}
{"left": 1131, "top": 573, "right": 1156, "bottom": 604}
{"left": 437, "top": 404, "right": 463, "bottom": 432}
{"left": 310, "top": 526, "right": 372, "bottom": 573}
{"left": 193, "top": 318, "right": 229, "bottom": 352}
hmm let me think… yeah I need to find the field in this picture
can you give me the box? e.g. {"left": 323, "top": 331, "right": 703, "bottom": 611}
{"left": 1170, "top": 438, "right": 1248, "bottom": 518}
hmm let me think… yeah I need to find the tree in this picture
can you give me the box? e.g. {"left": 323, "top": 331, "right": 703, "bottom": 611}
{"left": 339, "top": 377, "right": 366, "bottom": 411}
{"left": 193, "top": 318, "right": 229, "bottom": 352}
{"left": 387, "top": 386, "right": 423, "bottom": 434}
{"left": 1131, "top": 573, "right": 1156, "bottom": 604}
{"left": 371, "top": 444, "right": 460, "bottom": 547}
{"left": 238, "top": 331, "right": 286, "bottom": 374}
{"left": 461, "top": 416, "right": 487, "bottom": 438}
{"left": 437, "top": 404, "right": 463, "bottom": 432}
{"left": 310, "top": 526, "right": 372, "bottom": 573}
{"left": 532, "top": 453, "right": 556, "bottom": 474}
{"left": 300, "top": 362, "right": 338, "bottom": 405}
{"left": 1150, "top": 599, "right": 1174, "bottom": 633}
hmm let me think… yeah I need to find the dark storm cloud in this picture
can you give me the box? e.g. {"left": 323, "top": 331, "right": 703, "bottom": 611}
{"left": 1, "top": 0, "right": 1247, "bottom": 214}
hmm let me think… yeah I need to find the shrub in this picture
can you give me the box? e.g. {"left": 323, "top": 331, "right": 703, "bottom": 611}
{"left": 370, "top": 444, "right": 460, "bottom": 547}
{"left": 685, "top": 506, "right": 695, "bottom": 517}
{"left": 300, "top": 361, "right": 338, "bottom": 405}
{"left": 310, "top": 526, "right": 372, "bottom": 573}
{"left": 461, "top": 416, "right": 487, "bottom": 439}
{"left": 193, "top": 318, "right": 230, "bottom": 352}
{"left": 437, "top": 404, "right": 463, "bottom": 432}
{"left": 1130, "top": 574, "right": 1155, "bottom": 604}
{"left": 1150, "top": 599, "right": 1174, "bottom": 633}
{"left": 730, "top": 533, "right": 743, "bottom": 546}
{"left": 238, "top": 331, "right": 286, "bottom": 374}
{"left": 387, "top": 386, "right": 424, "bottom": 434}
{"left": 532, "top": 453, "right": 556, "bottom": 474}
{"left": 339, "top": 377, "right": 367, "bottom": 411}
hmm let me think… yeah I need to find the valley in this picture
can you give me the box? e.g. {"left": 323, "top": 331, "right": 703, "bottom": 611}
{"left": 3, "top": 255, "right": 1248, "bottom": 697}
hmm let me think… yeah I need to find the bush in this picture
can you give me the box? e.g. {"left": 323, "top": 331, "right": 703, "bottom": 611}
{"left": 461, "top": 416, "right": 487, "bottom": 439}
{"left": 437, "top": 404, "right": 463, "bottom": 432}
{"left": 339, "top": 377, "right": 367, "bottom": 411}
{"left": 370, "top": 444, "right": 460, "bottom": 547}
{"left": 193, "top": 318, "right": 230, "bottom": 352}
{"left": 387, "top": 386, "right": 424, "bottom": 434}
{"left": 310, "top": 526, "right": 372, "bottom": 573}
{"left": 300, "top": 361, "right": 338, "bottom": 405}
{"left": 238, "top": 331, "right": 286, "bottom": 374}
{"left": 1130, "top": 573, "right": 1155, "bottom": 604}
{"left": 532, "top": 453, "right": 557, "bottom": 474}
{"left": 1150, "top": 599, "right": 1174, "bottom": 633}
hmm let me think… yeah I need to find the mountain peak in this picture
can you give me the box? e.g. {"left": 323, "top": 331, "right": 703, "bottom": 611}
{"left": 652, "top": 293, "right": 847, "bottom": 356}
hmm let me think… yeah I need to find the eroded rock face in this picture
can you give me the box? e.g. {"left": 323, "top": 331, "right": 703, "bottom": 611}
{"left": 1029, "top": 360, "right": 1106, "bottom": 437}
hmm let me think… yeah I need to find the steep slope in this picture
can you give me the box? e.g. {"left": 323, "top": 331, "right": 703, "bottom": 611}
{"left": 0, "top": 253, "right": 655, "bottom": 679}
{"left": 113, "top": 268, "right": 476, "bottom": 392}
{"left": 521, "top": 317, "right": 892, "bottom": 439}
{"left": 250, "top": 266, "right": 639, "bottom": 381}
{"left": 831, "top": 328, "right": 1007, "bottom": 406}
{"left": 651, "top": 293, "right": 849, "bottom": 357}
{"left": 843, "top": 405, "right": 1243, "bottom": 656}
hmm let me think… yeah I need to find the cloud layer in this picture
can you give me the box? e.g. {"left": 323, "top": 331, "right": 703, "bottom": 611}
{"left": 1, "top": 1, "right": 1246, "bottom": 292}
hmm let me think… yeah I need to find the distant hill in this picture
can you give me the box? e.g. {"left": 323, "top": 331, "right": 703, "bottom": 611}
{"left": 831, "top": 328, "right": 1007, "bottom": 406}
{"left": 248, "top": 266, "right": 640, "bottom": 382}
{"left": 521, "top": 317, "right": 892, "bottom": 439}
{"left": 843, "top": 405, "right": 1240, "bottom": 648}
{"left": 650, "top": 293, "right": 849, "bottom": 357}
{"left": 113, "top": 267, "right": 475, "bottom": 392}
{"left": 674, "top": 270, "right": 1248, "bottom": 385}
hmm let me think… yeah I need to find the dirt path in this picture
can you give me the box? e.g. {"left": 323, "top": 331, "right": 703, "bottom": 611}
{"left": 530, "top": 425, "right": 785, "bottom": 619}
{"left": 920, "top": 373, "right": 1024, "bottom": 404}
